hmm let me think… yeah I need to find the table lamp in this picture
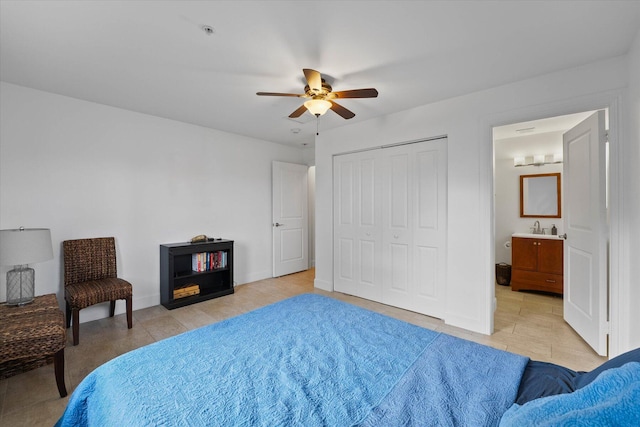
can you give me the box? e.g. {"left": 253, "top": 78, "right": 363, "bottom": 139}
{"left": 0, "top": 227, "right": 53, "bottom": 305}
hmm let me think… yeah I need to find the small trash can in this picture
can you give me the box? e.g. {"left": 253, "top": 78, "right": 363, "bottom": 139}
{"left": 495, "top": 263, "right": 511, "bottom": 286}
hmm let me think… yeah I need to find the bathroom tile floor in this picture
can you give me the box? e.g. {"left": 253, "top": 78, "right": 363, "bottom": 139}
{"left": 0, "top": 269, "right": 606, "bottom": 426}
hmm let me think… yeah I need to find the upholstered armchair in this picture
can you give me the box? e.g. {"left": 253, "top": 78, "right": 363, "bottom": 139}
{"left": 62, "top": 237, "right": 132, "bottom": 345}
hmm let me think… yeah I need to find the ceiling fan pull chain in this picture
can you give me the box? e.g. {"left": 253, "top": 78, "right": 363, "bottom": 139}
{"left": 316, "top": 115, "right": 319, "bottom": 136}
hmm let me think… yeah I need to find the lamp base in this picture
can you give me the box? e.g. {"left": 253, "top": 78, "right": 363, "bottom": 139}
{"left": 6, "top": 266, "right": 35, "bottom": 306}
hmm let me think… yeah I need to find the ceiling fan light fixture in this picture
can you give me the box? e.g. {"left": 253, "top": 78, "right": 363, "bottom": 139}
{"left": 258, "top": 69, "right": 376, "bottom": 120}
{"left": 304, "top": 99, "right": 331, "bottom": 116}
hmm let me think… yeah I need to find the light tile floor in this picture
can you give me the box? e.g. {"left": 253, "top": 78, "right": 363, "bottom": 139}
{"left": 0, "top": 269, "right": 606, "bottom": 426}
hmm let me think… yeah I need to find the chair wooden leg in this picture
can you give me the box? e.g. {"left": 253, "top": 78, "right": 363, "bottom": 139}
{"left": 126, "top": 296, "right": 132, "bottom": 329}
{"left": 54, "top": 348, "right": 67, "bottom": 398}
{"left": 72, "top": 309, "right": 80, "bottom": 346}
{"left": 109, "top": 300, "right": 116, "bottom": 317}
{"left": 65, "top": 301, "right": 71, "bottom": 329}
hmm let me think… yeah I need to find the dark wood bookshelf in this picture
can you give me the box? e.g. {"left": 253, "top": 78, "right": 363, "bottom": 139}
{"left": 160, "top": 240, "right": 234, "bottom": 309}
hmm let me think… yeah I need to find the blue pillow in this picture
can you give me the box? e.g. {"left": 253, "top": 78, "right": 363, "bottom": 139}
{"left": 573, "top": 347, "right": 640, "bottom": 390}
{"left": 515, "top": 361, "right": 577, "bottom": 405}
{"left": 502, "top": 362, "right": 640, "bottom": 427}
{"left": 515, "top": 347, "right": 640, "bottom": 405}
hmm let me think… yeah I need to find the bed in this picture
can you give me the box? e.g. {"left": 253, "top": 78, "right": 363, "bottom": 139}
{"left": 55, "top": 294, "right": 640, "bottom": 426}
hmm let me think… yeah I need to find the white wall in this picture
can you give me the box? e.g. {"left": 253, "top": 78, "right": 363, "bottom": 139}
{"left": 315, "top": 55, "right": 635, "bottom": 352}
{"left": 308, "top": 166, "right": 316, "bottom": 267}
{"left": 0, "top": 82, "right": 304, "bottom": 323}
{"left": 494, "top": 132, "right": 564, "bottom": 264}
{"left": 620, "top": 28, "right": 640, "bottom": 350}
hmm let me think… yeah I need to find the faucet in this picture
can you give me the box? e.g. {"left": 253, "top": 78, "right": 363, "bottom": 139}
{"left": 533, "top": 220, "right": 541, "bottom": 234}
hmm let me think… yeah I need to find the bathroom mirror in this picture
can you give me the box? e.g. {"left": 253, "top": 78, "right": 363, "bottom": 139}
{"left": 520, "top": 173, "right": 561, "bottom": 218}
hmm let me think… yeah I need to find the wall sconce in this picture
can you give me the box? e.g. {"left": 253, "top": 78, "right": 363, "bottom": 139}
{"left": 513, "top": 153, "right": 563, "bottom": 167}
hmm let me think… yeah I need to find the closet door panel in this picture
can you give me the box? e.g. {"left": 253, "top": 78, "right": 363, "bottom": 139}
{"left": 411, "top": 143, "right": 447, "bottom": 318}
{"left": 357, "top": 154, "right": 383, "bottom": 301}
{"left": 338, "top": 161, "right": 354, "bottom": 226}
{"left": 416, "top": 150, "right": 438, "bottom": 230}
{"left": 337, "top": 238, "right": 354, "bottom": 280}
{"left": 360, "top": 240, "right": 376, "bottom": 286}
{"left": 334, "top": 152, "right": 383, "bottom": 301}
{"left": 360, "top": 158, "right": 376, "bottom": 227}
{"left": 390, "top": 243, "right": 409, "bottom": 291}
{"left": 416, "top": 245, "right": 437, "bottom": 297}
{"left": 334, "top": 157, "right": 357, "bottom": 295}
{"left": 383, "top": 149, "right": 413, "bottom": 309}
{"left": 389, "top": 153, "right": 410, "bottom": 229}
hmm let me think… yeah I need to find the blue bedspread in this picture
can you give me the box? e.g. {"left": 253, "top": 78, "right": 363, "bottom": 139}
{"left": 358, "top": 334, "right": 528, "bottom": 426}
{"left": 56, "top": 294, "right": 528, "bottom": 426}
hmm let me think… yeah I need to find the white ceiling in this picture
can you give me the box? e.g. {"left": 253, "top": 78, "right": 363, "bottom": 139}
{"left": 493, "top": 110, "right": 597, "bottom": 160}
{"left": 493, "top": 110, "right": 596, "bottom": 159}
{"left": 1, "top": 1, "right": 639, "bottom": 148}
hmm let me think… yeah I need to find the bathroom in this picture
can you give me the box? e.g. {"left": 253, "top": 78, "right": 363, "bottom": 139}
{"left": 493, "top": 110, "right": 599, "bottom": 274}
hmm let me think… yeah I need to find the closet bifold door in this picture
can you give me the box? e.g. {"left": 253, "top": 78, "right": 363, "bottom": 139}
{"left": 333, "top": 150, "right": 383, "bottom": 302}
{"left": 381, "top": 140, "right": 447, "bottom": 318}
{"left": 333, "top": 138, "right": 447, "bottom": 319}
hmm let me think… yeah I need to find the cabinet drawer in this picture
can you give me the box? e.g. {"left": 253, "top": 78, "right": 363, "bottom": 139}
{"left": 512, "top": 269, "right": 563, "bottom": 294}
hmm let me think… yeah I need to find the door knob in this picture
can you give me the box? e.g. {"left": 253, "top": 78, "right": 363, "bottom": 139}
{"left": 273, "top": 223, "right": 284, "bottom": 227}
{"left": 560, "top": 233, "right": 567, "bottom": 240}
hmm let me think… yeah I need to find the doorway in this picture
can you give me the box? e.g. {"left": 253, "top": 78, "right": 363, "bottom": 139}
{"left": 492, "top": 109, "right": 609, "bottom": 356}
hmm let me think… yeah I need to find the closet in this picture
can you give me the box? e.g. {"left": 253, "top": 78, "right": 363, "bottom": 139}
{"left": 333, "top": 137, "right": 447, "bottom": 318}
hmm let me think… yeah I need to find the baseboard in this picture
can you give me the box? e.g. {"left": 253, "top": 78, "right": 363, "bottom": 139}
{"left": 314, "top": 278, "right": 333, "bottom": 292}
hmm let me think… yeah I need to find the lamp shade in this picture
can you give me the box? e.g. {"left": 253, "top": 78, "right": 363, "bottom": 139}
{"left": 304, "top": 99, "right": 331, "bottom": 116}
{"left": 0, "top": 228, "right": 53, "bottom": 266}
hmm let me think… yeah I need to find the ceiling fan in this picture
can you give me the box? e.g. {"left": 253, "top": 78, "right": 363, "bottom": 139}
{"left": 256, "top": 68, "right": 378, "bottom": 120}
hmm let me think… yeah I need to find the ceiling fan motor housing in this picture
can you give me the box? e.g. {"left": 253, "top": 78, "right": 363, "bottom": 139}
{"left": 304, "top": 80, "right": 333, "bottom": 98}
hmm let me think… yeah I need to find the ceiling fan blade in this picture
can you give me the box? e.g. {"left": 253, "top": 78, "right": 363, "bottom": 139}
{"left": 288, "top": 104, "right": 308, "bottom": 118}
{"left": 331, "top": 88, "right": 379, "bottom": 99}
{"left": 256, "top": 92, "right": 306, "bottom": 97}
{"left": 329, "top": 101, "right": 355, "bottom": 119}
{"left": 303, "top": 69, "right": 322, "bottom": 93}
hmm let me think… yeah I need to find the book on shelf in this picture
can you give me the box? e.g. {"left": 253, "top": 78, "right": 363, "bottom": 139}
{"left": 191, "top": 251, "right": 228, "bottom": 272}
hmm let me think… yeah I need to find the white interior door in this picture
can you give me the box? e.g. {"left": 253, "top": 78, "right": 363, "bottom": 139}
{"left": 563, "top": 110, "right": 608, "bottom": 356}
{"left": 272, "top": 161, "right": 308, "bottom": 277}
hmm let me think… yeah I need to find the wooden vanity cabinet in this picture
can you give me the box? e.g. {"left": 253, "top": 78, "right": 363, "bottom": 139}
{"left": 511, "top": 237, "right": 563, "bottom": 294}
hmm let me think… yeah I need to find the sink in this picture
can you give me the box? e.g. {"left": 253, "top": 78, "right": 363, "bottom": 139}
{"left": 512, "top": 232, "right": 562, "bottom": 240}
